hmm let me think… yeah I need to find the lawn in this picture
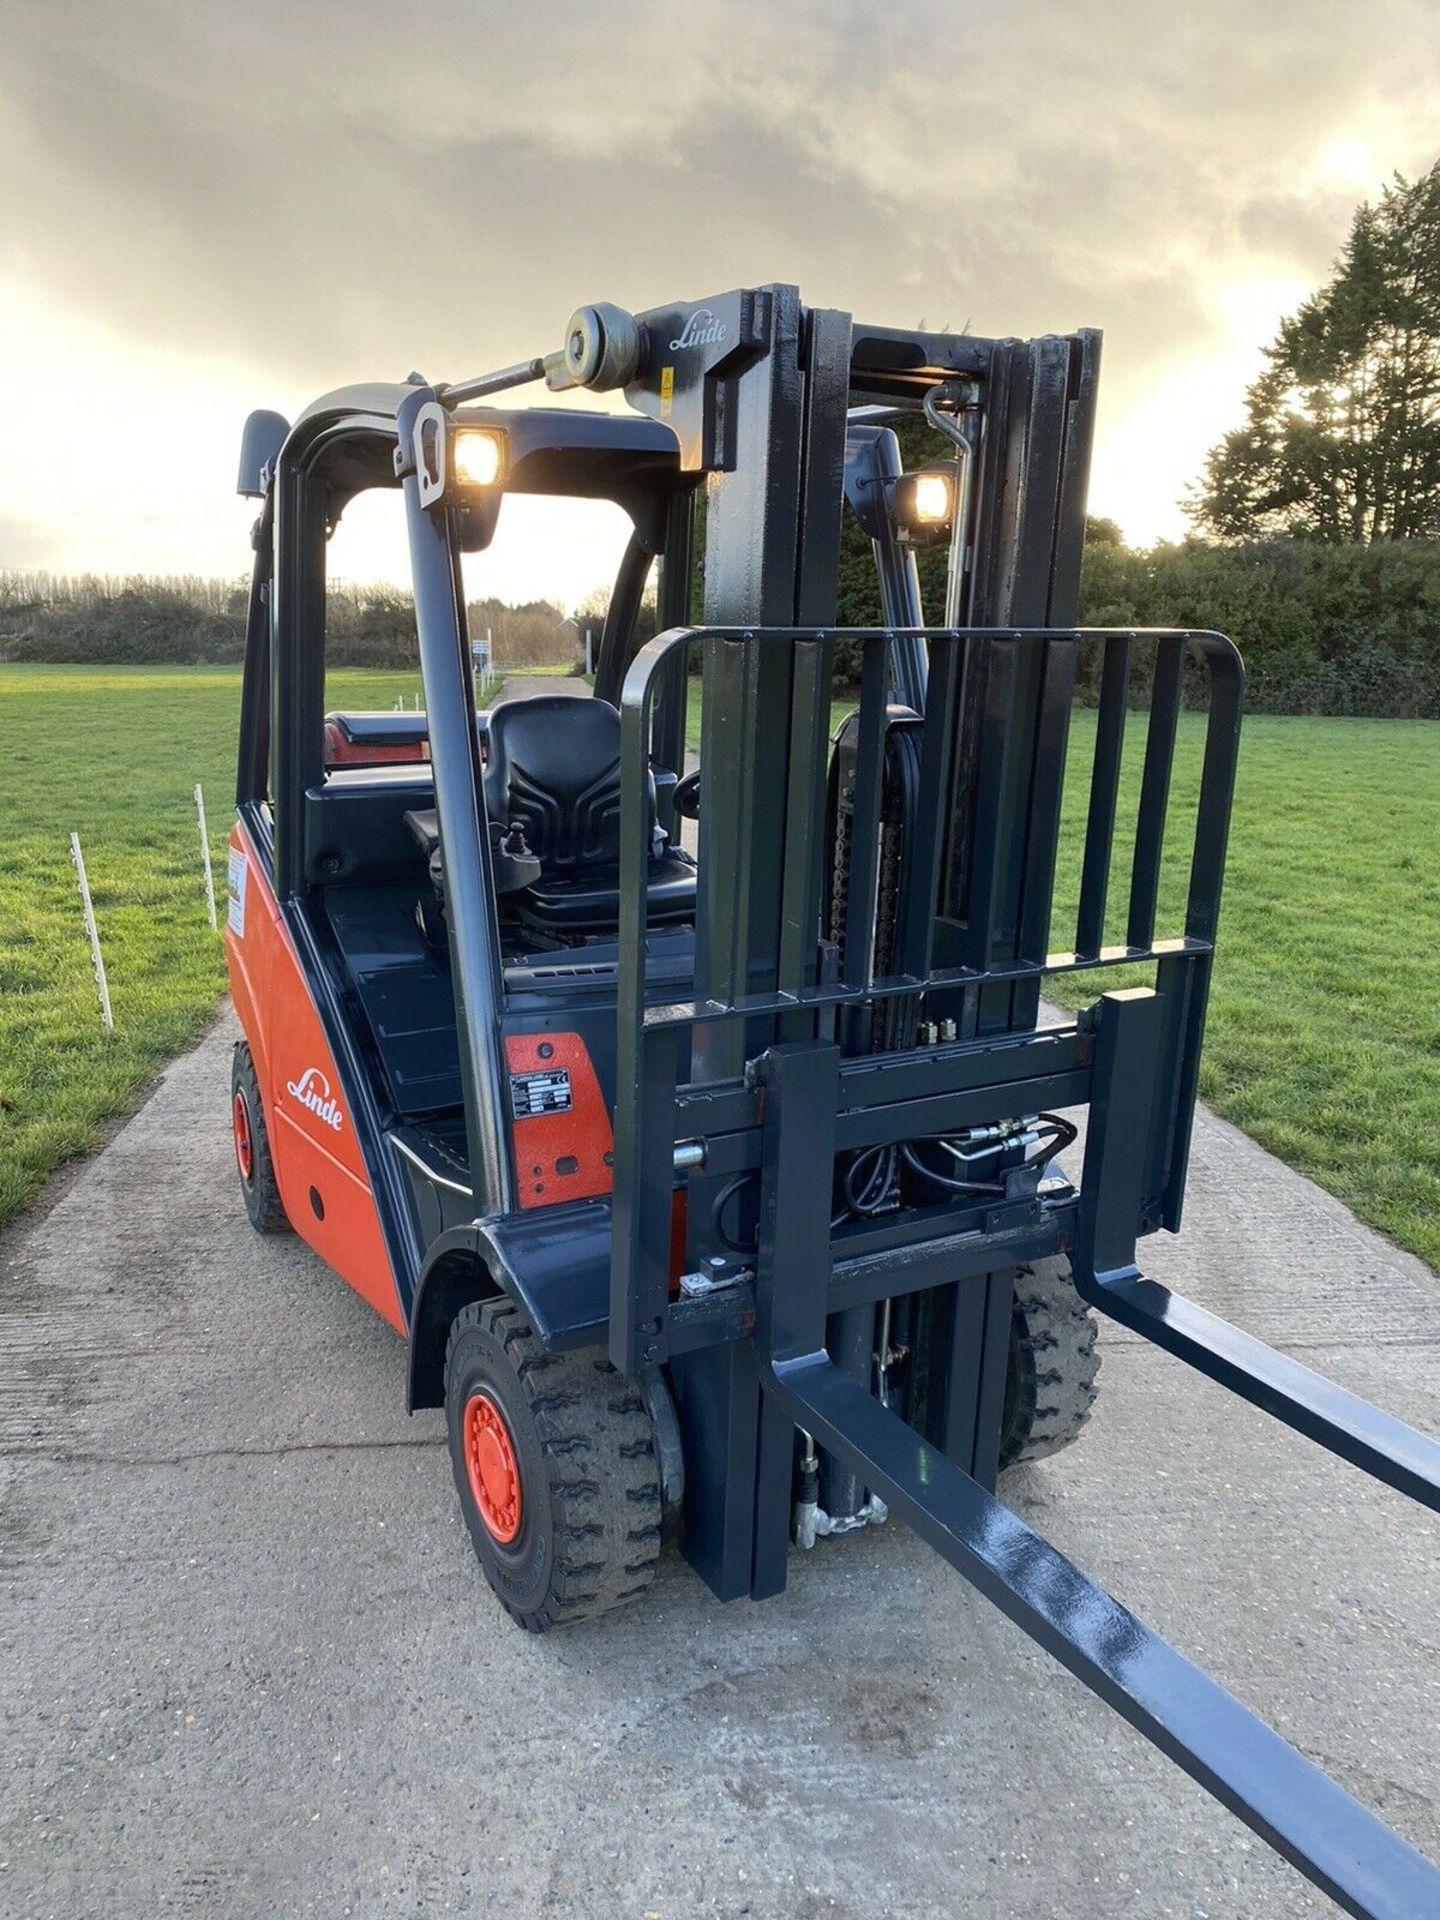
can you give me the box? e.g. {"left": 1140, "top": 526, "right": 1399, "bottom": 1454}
{"left": 1, "top": 666, "right": 1437, "bottom": 1274}
{"left": 1047, "top": 710, "right": 1440, "bottom": 1269}
{"left": 0, "top": 664, "right": 422, "bottom": 1223}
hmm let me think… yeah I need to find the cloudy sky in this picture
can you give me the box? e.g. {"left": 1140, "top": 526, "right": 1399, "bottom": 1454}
{"left": 2, "top": 0, "right": 1437, "bottom": 608}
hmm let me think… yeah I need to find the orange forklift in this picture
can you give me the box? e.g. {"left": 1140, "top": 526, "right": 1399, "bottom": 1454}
{"left": 228, "top": 287, "right": 1440, "bottom": 1918}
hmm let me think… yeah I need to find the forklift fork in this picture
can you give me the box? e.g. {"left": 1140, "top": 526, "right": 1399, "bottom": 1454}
{"left": 1074, "top": 980, "right": 1440, "bottom": 1511}
{"left": 753, "top": 1034, "right": 1440, "bottom": 1920}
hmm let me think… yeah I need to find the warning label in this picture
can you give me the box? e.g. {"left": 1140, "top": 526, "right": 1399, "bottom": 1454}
{"left": 227, "top": 848, "right": 247, "bottom": 936}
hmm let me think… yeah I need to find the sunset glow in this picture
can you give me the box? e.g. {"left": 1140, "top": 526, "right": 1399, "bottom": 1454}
{"left": 2, "top": 4, "right": 1438, "bottom": 595}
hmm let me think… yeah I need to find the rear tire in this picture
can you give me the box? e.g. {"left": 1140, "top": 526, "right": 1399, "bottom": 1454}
{"left": 445, "top": 1298, "right": 662, "bottom": 1632}
{"left": 999, "top": 1255, "right": 1099, "bottom": 1468}
{"left": 230, "top": 1042, "right": 288, "bottom": 1234}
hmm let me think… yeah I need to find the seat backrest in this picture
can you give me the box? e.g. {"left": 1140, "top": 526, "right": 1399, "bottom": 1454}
{"left": 322, "top": 711, "right": 431, "bottom": 771}
{"left": 483, "top": 695, "right": 653, "bottom": 871}
{"left": 322, "top": 710, "right": 497, "bottom": 772}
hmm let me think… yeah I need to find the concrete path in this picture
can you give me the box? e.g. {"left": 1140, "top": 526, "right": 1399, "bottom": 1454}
{"left": 2, "top": 1013, "right": 1437, "bottom": 1919}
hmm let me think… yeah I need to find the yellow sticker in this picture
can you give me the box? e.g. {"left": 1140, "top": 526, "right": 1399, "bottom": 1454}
{"left": 659, "top": 365, "right": 674, "bottom": 416}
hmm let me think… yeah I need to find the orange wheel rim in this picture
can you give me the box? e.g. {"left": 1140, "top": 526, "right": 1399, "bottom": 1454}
{"left": 233, "top": 1092, "right": 254, "bottom": 1183}
{"left": 463, "top": 1391, "right": 523, "bottom": 1543}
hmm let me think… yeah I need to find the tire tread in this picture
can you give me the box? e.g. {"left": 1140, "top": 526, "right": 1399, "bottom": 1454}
{"left": 999, "top": 1256, "right": 1100, "bottom": 1468}
{"left": 445, "top": 1300, "right": 662, "bottom": 1632}
{"left": 231, "top": 1042, "right": 288, "bottom": 1235}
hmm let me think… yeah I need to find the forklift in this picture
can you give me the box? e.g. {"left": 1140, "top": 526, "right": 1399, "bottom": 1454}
{"left": 229, "top": 286, "right": 1440, "bottom": 1917}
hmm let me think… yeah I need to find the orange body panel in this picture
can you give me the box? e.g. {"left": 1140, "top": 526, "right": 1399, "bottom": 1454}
{"left": 225, "top": 822, "right": 405, "bottom": 1332}
{"left": 322, "top": 720, "right": 430, "bottom": 771}
{"left": 505, "top": 1031, "right": 613, "bottom": 1210}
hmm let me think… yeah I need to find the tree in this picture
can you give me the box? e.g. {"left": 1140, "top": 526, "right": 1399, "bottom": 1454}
{"left": 1084, "top": 515, "right": 1124, "bottom": 547}
{"left": 1193, "top": 161, "right": 1440, "bottom": 542}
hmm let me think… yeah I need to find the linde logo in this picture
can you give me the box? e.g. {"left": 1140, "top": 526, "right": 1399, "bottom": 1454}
{"left": 668, "top": 307, "right": 727, "bottom": 351}
{"left": 286, "top": 1067, "right": 344, "bottom": 1132}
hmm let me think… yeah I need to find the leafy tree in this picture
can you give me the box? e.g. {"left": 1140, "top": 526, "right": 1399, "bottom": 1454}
{"left": 1193, "top": 162, "right": 1440, "bottom": 542}
{"left": 1084, "top": 515, "right": 1124, "bottom": 547}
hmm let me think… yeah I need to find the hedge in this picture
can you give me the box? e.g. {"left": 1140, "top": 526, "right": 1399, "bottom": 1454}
{"left": 0, "top": 573, "right": 572, "bottom": 671}
{"left": 1077, "top": 538, "right": 1440, "bottom": 717}
{"left": 828, "top": 534, "right": 1440, "bottom": 716}
{"left": 4, "top": 538, "right": 1438, "bottom": 715}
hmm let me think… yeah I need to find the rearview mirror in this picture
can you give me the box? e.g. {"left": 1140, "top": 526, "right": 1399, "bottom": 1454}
{"left": 236, "top": 409, "right": 290, "bottom": 498}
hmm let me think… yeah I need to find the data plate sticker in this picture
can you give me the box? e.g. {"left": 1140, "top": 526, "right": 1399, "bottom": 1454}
{"left": 510, "top": 1067, "right": 573, "bottom": 1118}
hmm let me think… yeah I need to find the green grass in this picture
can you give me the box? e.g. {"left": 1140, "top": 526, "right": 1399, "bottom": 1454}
{"left": 2, "top": 668, "right": 1437, "bottom": 1274}
{"left": 0, "top": 664, "right": 423, "bottom": 1223}
{"left": 692, "top": 697, "right": 1438, "bottom": 1271}
{"left": 1047, "top": 711, "right": 1440, "bottom": 1269}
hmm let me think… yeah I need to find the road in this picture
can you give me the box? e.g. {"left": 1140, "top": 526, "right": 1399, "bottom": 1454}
{"left": 2, "top": 1012, "right": 1437, "bottom": 1919}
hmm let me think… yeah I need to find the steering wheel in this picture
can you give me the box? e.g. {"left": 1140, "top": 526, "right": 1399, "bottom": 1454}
{"left": 673, "top": 769, "right": 701, "bottom": 820}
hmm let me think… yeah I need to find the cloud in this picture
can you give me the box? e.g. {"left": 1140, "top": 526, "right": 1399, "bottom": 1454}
{"left": 0, "top": 511, "right": 64, "bottom": 572}
{"left": 1, "top": 0, "right": 1438, "bottom": 561}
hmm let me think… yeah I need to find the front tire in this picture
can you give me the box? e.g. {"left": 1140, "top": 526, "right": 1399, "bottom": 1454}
{"left": 231, "top": 1042, "right": 288, "bottom": 1234}
{"left": 444, "top": 1298, "right": 662, "bottom": 1631}
{"left": 999, "top": 1256, "right": 1100, "bottom": 1467}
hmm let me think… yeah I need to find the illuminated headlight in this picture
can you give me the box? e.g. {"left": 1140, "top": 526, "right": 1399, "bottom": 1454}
{"left": 893, "top": 467, "right": 956, "bottom": 546}
{"left": 912, "top": 472, "right": 952, "bottom": 523}
{"left": 452, "top": 427, "right": 506, "bottom": 489}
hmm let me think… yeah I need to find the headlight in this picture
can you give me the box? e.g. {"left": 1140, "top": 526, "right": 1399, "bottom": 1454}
{"left": 892, "top": 467, "right": 956, "bottom": 546}
{"left": 409, "top": 403, "right": 509, "bottom": 519}
{"left": 911, "top": 471, "right": 953, "bottom": 523}
{"left": 452, "top": 427, "right": 505, "bottom": 489}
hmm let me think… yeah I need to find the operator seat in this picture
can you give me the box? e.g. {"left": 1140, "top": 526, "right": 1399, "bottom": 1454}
{"left": 485, "top": 695, "right": 628, "bottom": 867}
{"left": 482, "top": 694, "right": 696, "bottom": 935}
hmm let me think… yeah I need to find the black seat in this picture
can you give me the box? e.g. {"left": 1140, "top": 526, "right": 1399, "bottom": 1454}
{"left": 417, "top": 695, "right": 696, "bottom": 936}
{"left": 485, "top": 695, "right": 630, "bottom": 866}
{"left": 485, "top": 694, "right": 695, "bottom": 932}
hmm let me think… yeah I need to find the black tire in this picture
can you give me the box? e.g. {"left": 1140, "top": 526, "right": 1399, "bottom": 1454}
{"left": 445, "top": 1298, "right": 662, "bottom": 1632}
{"left": 998, "top": 1256, "right": 1099, "bottom": 1468}
{"left": 230, "top": 1042, "right": 288, "bottom": 1234}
